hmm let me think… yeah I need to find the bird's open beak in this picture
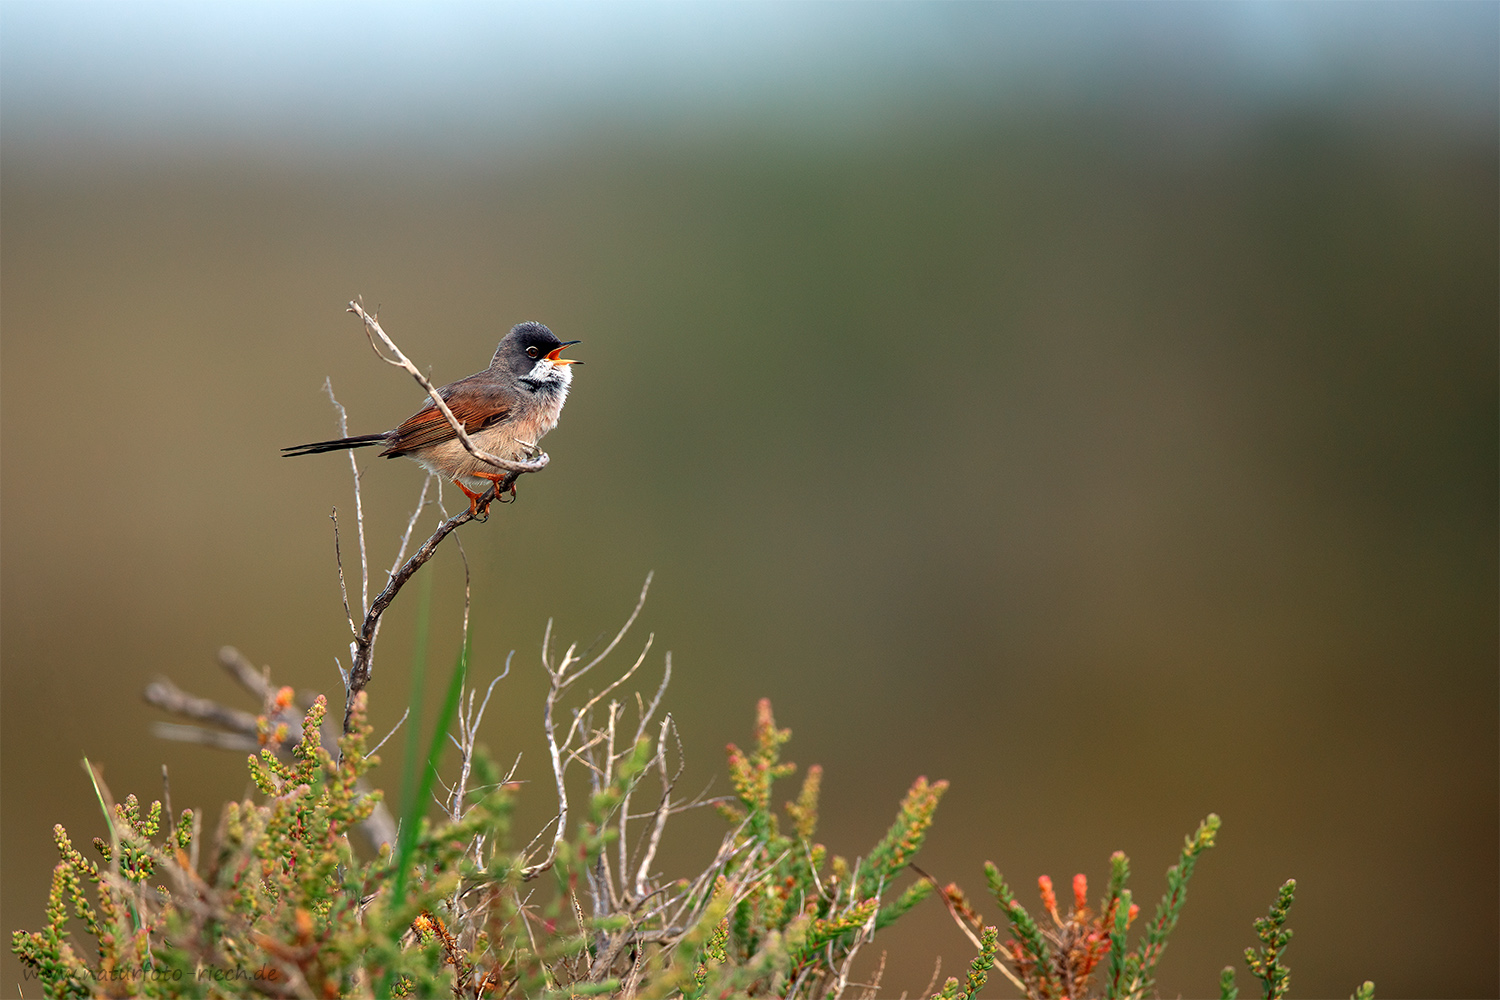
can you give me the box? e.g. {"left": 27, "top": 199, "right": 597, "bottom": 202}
{"left": 547, "top": 340, "right": 582, "bottom": 365}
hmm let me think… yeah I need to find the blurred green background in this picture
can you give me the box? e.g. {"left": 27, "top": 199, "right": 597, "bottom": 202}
{"left": 3, "top": 3, "right": 1496, "bottom": 995}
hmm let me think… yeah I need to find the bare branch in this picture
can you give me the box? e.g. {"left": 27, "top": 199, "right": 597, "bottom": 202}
{"left": 323, "top": 377, "right": 370, "bottom": 616}
{"left": 909, "top": 863, "right": 987, "bottom": 953}
{"left": 564, "top": 572, "right": 654, "bottom": 690}
{"left": 633, "top": 715, "right": 680, "bottom": 898}
{"left": 633, "top": 652, "right": 672, "bottom": 746}
{"left": 447, "top": 655, "right": 511, "bottom": 822}
{"left": 560, "top": 633, "right": 654, "bottom": 754}
{"left": 217, "top": 646, "right": 273, "bottom": 701}
{"left": 390, "top": 476, "right": 435, "bottom": 578}
{"left": 342, "top": 486, "right": 494, "bottom": 737}
{"left": 143, "top": 678, "right": 259, "bottom": 735}
{"left": 919, "top": 957, "right": 944, "bottom": 1000}
{"left": 523, "top": 576, "right": 659, "bottom": 881}
{"left": 331, "top": 507, "right": 357, "bottom": 639}
{"left": 829, "top": 901, "right": 880, "bottom": 999}
{"left": 149, "top": 723, "right": 258, "bottom": 753}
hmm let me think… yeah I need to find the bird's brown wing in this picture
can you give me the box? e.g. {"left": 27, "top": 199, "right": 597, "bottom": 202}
{"left": 381, "top": 374, "right": 512, "bottom": 458}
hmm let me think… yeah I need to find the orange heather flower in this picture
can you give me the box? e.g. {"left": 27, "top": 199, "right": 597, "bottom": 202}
{"left": 943, "top": 882, "right": 983, "bottom": 930}
{"left": 1038, "top": 875, "right": 1059, "bottom": 922}
{"left": 1073, "top": 873, "right": 1088, "bottom": 912}
{"left": 275, "top": 686, "right": 295, "bottom": 710}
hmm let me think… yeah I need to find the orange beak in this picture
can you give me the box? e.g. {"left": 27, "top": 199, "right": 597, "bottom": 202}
{"left": 547, "top": 340, "right": 582, "bottom": 365}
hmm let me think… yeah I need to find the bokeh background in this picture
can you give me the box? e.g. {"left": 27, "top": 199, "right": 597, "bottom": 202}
{"left": 3, "top": 3, "right": 1496, "bottom": 995}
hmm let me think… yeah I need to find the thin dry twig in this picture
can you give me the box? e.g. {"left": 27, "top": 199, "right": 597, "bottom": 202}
{"left": 919, "top": 956, "right": 944, "bottom": 1000}
{"left": 633, "top": 713, "right": 682, "bottom": 898}
{"left": 148, "top": 722, "right": 258, "bottom": 753}
{"left": 370, "top": 707, "right": 411, "bottom": 757}
{"left": 343, "top": 498, "right": 492, "bottom": 736}
{"left": 332, "top": 507, "right": 358, "bottom": 641}
{"left": 391, "top": 476, "right": 436, "bottom": 578}
{"left": 323, "top": 378, "right": 370, "bottom": 616}
{"left": 524, "top": 574, "right": 654, "bottom": 880}
{"left": 910, "top": 862, "right": 1029, "bottom": 994}
{"left": 829, "top": 903, "right": 880, "bottom": 999}
{"left": 448, "top": 655, "right": 512, "bottom": 821}
{"left": 143, "top": 678, "right": 260, "bottom": 735}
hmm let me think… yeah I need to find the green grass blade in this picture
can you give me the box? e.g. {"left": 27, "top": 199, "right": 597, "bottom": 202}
{"left": 392, "top": 628, "right": 469, "bottom": 902}
{"left": 397, "top": 571, "right": 434, "bottom": 829}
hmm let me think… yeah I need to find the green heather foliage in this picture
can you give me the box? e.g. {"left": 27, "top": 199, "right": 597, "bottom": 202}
{"left": 973, "top": 816, "right": 1219, "bottom": 1000}
{"left": 12, "top": 598, "right": 1371, "bottom": 999}
{"left": 1216, "top": 880, "right": 1377, "bottom": 1000}
{"left": 13, "top": 692, "right": 946, "bottom": 998}
{"left": 1217, "top": 879, "right": 1374, "bottom": 1000}
{"left": 951, "top": 817, "right": 1375, "bottom": 1000}
{"left": 1244, "top": 879, "right": 1297, "bottom": 1000}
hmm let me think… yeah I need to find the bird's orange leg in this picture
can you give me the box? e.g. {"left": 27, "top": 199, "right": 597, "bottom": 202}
{"left": 454, "top": 479, "right": 487, "bottom": 516}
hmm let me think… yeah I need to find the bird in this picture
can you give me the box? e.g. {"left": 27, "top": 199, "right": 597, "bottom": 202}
{"left": 283, "top": 322, "right": 580, "bottom": 514}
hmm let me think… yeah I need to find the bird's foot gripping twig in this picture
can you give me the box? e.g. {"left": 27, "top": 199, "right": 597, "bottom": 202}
{"left": 455, "top": 477, "right": 516, "bottom": 520}
{"left": 456, "top": 481, "right": 492, "bottom": 519}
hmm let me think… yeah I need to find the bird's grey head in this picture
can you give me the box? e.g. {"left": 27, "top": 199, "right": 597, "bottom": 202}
{"left": 493, "top": 322, "right": 581, "bottom": 391}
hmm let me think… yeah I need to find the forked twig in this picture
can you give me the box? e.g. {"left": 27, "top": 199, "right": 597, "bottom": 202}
{"left": 524, "top": 573, "right": 654, "bottom": 879}
{"left": 343, "top": 498, "right": 488, "bottom": 736}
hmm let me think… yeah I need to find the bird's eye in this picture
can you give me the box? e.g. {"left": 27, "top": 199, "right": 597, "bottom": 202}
{"left": 526, "top": 346, "right": 539, "bottom": 358}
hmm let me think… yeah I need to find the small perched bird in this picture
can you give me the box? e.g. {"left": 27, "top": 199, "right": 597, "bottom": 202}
{"left": 283, "top": 322, "right": 579, "bottom": 513}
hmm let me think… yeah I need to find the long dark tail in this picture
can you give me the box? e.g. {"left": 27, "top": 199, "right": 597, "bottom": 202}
{"left": 281, "top": 433, "right": 389, "bottom": 457}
